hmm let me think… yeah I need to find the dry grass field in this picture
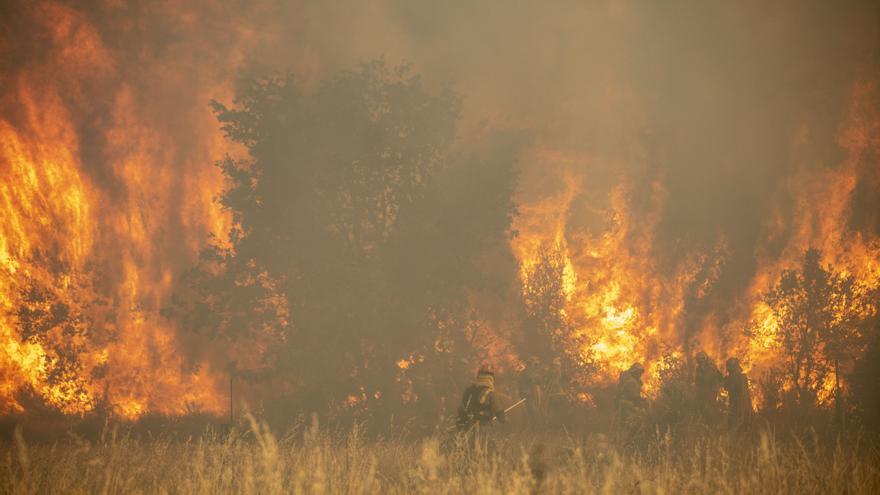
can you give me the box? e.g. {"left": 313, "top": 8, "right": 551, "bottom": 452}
{"left": 2, "top": 415, "right": 877, "bottom": 495}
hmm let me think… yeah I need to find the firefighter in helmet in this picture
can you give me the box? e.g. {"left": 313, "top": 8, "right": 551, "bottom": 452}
{"left": 518, "top": 356, "right": 544, "bottom": 423}
{"left": 457, "top": 362, "right": 506, "bottom": 431}
{"left": 617, "top": 362, "right": 647, "bottom": 422}
{"left": 695, "top": 351, "right": 723, "bottom": 422}
{"left": 616, "top": 362, "right": 648, "bottom": 449}
{"left": 723, "top": 357, "right": 753, "bottom": 432}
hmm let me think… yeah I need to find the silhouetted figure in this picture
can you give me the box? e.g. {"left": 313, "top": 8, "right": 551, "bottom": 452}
{"left": 723, "top": 357, "right": 753, "bottom": 432}
{"left": 695, "top": 351, "right": 723, "bottom": 422}
{"left": 457, "top": 363, "right": 506, "bottom": 432}
{"left": 617, "top": 363, "right": 647, "bottom": 446}
{"left": 518, "top": 357, "right": 544, "bottom": 423}
{"left": 545, "top": 357, "right": 567, "bottom": 418}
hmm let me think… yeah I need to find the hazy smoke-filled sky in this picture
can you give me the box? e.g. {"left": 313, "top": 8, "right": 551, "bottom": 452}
{"left": 247, "top": 0, "right": 879, "bottom": 264}
{"left": 248, "top": 0, "right": 880, "bottom": 341}
{"left": 6, "top": 0, "right": 877, "bottom": 279}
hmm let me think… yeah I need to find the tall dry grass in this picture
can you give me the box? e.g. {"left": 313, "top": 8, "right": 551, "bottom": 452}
{"left": 1, "top": 415, "right": 878, "bottom": 494}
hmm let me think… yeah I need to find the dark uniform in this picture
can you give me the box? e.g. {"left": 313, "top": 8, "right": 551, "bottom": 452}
{"left": 518, "top": 358, "right": 543, "bottom": 422}
{"left": 723, "top": 358, "right": 753, "bottom": 432}
{"left": 617, "top": 363, "right": 647, "bottom": 432}
{"left": 545, "top": 358, "right": 567, "bottom": 414}
{"left": 457, "top": 365, "right": 505, "bottom": 432}
{"left": 695, "top": 351, "right": 723, "bottom": 421}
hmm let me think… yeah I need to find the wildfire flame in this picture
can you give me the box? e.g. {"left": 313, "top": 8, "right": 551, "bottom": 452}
{"left": 510, "top": 81, "right": 880, "bottom": 399}
{"left": 741, "top": 81, "right": 880, "bottom": 403}
{"left": 0, "top": 2, "right": 877, "bottom": 419}
{"left": 0, "top": 2, "right": 243, "bottom": 418}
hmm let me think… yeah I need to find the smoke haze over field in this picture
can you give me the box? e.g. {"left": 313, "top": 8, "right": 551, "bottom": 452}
{"left": 0, "top": 0, "right": 878, "bottom": 420}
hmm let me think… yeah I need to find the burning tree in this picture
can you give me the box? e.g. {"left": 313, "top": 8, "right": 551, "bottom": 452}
{"left": 752, "top": 249, "right": 875, "bottom": 408}
{"left": 521, "top": 243, "right": 571, "bottom": 361}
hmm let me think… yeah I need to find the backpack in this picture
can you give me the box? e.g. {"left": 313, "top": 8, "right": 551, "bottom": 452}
{"left": 457, "top": 385, "right": 494, "bottom": 429}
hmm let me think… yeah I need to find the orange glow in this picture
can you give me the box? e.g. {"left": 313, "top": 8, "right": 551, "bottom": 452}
{"left": 740, "top": 81, "right": 880, "bottom": 405}
{"left": 510, "top": 82, "right": 879, "bottom": 398}
{"left": 0, "top": 2, "right": 238, "bottom": 418}
{"left": 511, "top": 147, "right": 701, "bottom": 391}
{"left": 1, "top": 3, "right": 877, "bottom": 419}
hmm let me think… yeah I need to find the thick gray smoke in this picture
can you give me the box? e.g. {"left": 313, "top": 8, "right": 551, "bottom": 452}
{"left": 243, "top": 0, "right": 879, "bottom": 293}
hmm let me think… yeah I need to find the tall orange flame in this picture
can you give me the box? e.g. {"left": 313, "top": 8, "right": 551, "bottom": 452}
{"left": 0, "top": 2, "right": 242, "bottom": 418}
{"left": 511, "top": 81, "right": 879, "bottom": 396}
{"left": 1, "top": 2, "right": 877, "bottom": 418}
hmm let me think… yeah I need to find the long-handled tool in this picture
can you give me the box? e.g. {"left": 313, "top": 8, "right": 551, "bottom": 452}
{"left": 488, "top": 397, "right": 527, "bottom": 424}
{"left": 452, "top": 397, "right": 529, "bottom": 433}
{"left": 503, "top": 397, "right": 527, "bottom": 415}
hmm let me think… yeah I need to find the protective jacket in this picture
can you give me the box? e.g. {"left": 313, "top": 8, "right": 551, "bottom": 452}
{"left": 696, "top": 360, "right": 723, "bottom": 408}
{"left": 457, "top": 373, "right": 504, "bottom": 430}
{"left": 724, "top": 370, "right": 753, "bottom": 429}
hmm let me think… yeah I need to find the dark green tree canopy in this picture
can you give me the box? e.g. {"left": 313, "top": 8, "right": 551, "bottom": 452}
{"left": 175, "top": 61, "right": 520, "bottom": 418}
{"left": 212, "top": 61, "right": 460, "bottom": 265}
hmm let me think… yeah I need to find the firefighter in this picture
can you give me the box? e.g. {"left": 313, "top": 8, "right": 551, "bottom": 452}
{"left": 723, "top": 357, "right": 753, "bottom": 432}
{"left": 518, "top": 357, "right": 544, "bottom": 423}
{"left": 545, "top": 357, "right": 568, "bottom": 414}
{"left": 695, "top": 351, "right": 723, "bottom": 422}
{"left": 456, "top": 363, "right": 506, "bottom": 432}
{"left": 617, "top": 362, "right": 647, "bottom": 445}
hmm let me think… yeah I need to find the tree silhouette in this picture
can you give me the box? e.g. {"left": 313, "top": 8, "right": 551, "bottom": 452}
{"left": 521, "top": 243, "right": 570, "bottom": 360}
{"left": 174, "top": 60, "right": 520, "bottom": 419}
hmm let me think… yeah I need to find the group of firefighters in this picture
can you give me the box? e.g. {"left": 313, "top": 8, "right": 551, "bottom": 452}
{"left": 456, "top": 351, "right": 753, "bottom": 435}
